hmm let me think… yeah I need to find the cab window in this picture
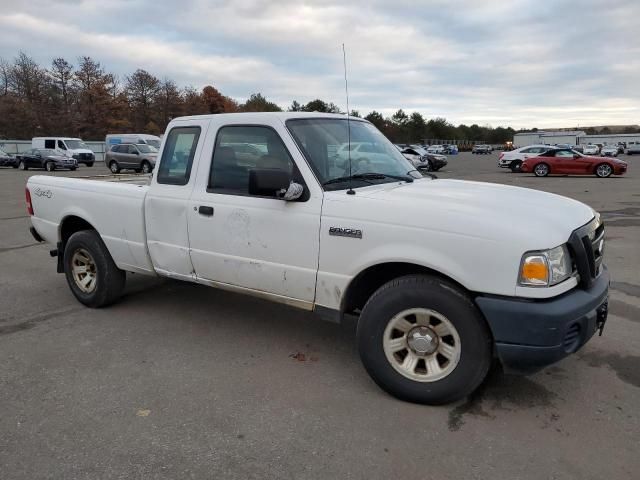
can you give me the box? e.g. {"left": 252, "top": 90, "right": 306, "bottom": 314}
{"left": 44, "top": 139, "right": 55, "bottom": 149}
{"left": 156, "top": 127, "right": 201, "bottom": 185}
{"left": 208, "top": 126, "right": 295, "bottom": 197}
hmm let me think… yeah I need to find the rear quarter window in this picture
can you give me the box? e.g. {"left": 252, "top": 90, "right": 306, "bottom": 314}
{"left": 156, "top": 127, "right": 201, "bottom": 185}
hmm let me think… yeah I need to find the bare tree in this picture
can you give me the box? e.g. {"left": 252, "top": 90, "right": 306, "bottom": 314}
{"left": 50, "top": 58, "right": 73, "bottom": 111}
{"left": 126, "top": 69, "right": 160, "bottom": 130}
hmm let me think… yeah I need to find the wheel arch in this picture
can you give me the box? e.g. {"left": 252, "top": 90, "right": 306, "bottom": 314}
{"left": 60, "top": 215, "right": 97, "bottom": 247}
{"left": 341, "top": 262, "right": 472, "bottom": 315}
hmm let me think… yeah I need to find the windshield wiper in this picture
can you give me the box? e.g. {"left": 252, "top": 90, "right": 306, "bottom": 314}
{"left": 323, "top": 172, "right": 414, "bottom": 186}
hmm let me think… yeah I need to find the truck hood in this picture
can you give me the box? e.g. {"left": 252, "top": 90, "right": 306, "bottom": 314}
{"left": 352, "top": 178, "right": 595, "bottom": 248}
{"left": 68, "top": 148, "right": 93, "bottom": 154}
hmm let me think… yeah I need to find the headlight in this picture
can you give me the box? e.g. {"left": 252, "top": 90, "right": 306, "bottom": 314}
{"left": 519, "top": 244, "right": 573, "bottom": 287}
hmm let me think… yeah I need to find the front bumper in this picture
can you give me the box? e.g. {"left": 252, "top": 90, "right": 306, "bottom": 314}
{"left": 476, "top": 266, "right": 609, "bottom": 373}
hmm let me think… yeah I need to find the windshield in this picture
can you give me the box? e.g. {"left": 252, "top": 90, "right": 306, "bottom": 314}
{"left": 287, "top": 118, "right": 419, "bottom": 190}
{"left": 64, "top": 139, "right": 87, "bottom": 149}
{"left": 136, "top": 144, "right": 158, "bottom": 153}
{"left": 145, "top": 139, "right": 161, "bottom": 148}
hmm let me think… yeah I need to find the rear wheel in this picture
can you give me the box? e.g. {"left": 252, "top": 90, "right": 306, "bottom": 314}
{"left": 109, "top": 161, "right": 120, "bottom": 174}
{"left": 86, "top": 162, "right": 94, "bottom": 167}
{"left": 595, "top": 163, "right": 612, "bottom": 178}
{"left": 534, "top": 163, "right": 550, "bottom": 177}
{"left": 63, "top": 230, "right": 126, "bottom": 308}
{"left": 357, "top": 275, "right": 492, "bottom": 405}
{"left": 141, "top": 160, "right": 152, "bottom": 174}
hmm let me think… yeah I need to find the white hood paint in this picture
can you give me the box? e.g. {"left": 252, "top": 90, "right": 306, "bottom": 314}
{"left": 316, "top": 178, "right": 594, "bottom": 306}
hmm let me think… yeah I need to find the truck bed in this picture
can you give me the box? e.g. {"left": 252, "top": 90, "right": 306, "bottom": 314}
{"left": 27, "top": 174, "right": 156, "bottom": 275}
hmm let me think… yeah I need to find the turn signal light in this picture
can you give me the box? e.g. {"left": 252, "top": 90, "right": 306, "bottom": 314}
{"left": 519, "top": 255, "right": 549, "bottom": 286}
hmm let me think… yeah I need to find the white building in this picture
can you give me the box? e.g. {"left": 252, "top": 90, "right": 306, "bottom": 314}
{"left": 513, "top": 130, "right": 586, "bottom": 147}
{"left": 577, "top": 133, "right": 640, "bottom": 146}
{"left": 513, "top": 130, "right": 640, "bottom": 148}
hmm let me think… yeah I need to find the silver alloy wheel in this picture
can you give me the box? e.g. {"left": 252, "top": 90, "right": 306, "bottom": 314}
{"left": 46, "top": 162, "right": 54, "bottom": 171}
{"left": 142, "top": 162, "right": 151, "bottom": 173}
{"left": 109, "top": 161, "right": 119, "bottom": 173}
{"left": 71, "top": 248, "right": 98, "bottom": 293}
{"left": 19, "top": 161, "right": 26, "bottom": 170}
{"left": 596, "top": 164, "right": 612, "bottom": 177}
{"left": 383, "top": 308, "right": 461, "bottom": 382}
{"left": 534, "top": 163, "right": 549, "bottom": 176}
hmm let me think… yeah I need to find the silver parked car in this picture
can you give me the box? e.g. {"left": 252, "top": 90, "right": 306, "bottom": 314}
{"left": 105, "top": 143, "right": 158, "bottom": 173}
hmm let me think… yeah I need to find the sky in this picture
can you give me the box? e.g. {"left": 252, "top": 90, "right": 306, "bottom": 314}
{"left": 0, "top": 0, "right": 638, "bottom": 129}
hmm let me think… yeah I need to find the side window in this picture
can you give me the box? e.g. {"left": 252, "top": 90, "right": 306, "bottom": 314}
{"left": 209, "top": 126, "right": 294, "bottom": 197}
{"left": 157, "top": 127, "right": 201, "bottom": 185}
{"left": 57, "top": 140, "right": 67, "bottom": 150}
{"left": 44, "top": 139, "right": 55, "bottom": 149}
{"left": 128, "top": 145, "right": 138, "bottom": 154}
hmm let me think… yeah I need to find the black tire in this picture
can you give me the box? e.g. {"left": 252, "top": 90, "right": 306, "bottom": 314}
{"left": 509, "top": 160, "right": 522, "bottom": 172}
{"left": 63, "top": 230, "right": 126, "bottom": 308}
{"left": 109, "top": 161, "right": 120, "bottom": 174}
{"left": 357, "top": 274, "right": 492, "bottom": 405}
{"left": 45, "top": 161, "right": 55, "bottom": 172}
{"left": 141, "top": 160, "right": 152, "bottom": 174}
{"left": 86, "top": 162, "right": 94, "bottom": 167}
{"left": 533, "top": 162, "right": 550, "bottom": 177}
{"left": 19, "top": 160, "right": 28, "bottom": 171}
{"left": 70, "top": 167, "right": 77, "bottom": 171}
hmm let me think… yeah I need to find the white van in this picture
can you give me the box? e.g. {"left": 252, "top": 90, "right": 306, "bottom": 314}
{"left": 105, "top": 134, "right": 161, "bottom": 151}
{"left": 32, "top": 137, "right": 95, "bottom": 166}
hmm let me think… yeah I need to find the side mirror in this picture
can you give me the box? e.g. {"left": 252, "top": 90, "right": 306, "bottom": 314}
{"left": 248, "top": 168, "right": 303, "bottom": 200}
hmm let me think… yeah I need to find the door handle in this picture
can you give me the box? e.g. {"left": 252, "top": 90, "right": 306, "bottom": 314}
{"left": 198, "top": 206, "right": 214, "bottom": 216}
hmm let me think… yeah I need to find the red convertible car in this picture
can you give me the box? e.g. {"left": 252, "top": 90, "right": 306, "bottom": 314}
{"left": 521, "top": 148, "right": 628, "bottom": 178}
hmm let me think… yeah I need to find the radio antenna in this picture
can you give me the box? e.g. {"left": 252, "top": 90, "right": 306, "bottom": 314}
{"left": 343, "top": 43, "right": 355, "bottom": 195}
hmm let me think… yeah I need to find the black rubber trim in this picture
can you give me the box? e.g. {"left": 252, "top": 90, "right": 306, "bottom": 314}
{"left": 29, "top": 226, "right": 43, "bottom": 243}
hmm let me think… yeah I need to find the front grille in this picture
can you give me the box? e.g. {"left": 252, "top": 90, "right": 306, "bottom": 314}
{"left": 73, "top": 153, "right": 94, "bottom": 160}
{"left": 563, "top": 323, "right": 581, "bottom": 352}
{"left": 568, "top": 218, "right": 604, "bottom": 289}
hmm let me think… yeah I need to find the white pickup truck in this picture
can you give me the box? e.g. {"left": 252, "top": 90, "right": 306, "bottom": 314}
{"left": 26, "top": 112, "right": 609, "bottom": 404}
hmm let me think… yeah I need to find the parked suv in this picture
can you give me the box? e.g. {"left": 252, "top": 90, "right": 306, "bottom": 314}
{"left": 105, "top": 143, "right": 158, "bottom": 173}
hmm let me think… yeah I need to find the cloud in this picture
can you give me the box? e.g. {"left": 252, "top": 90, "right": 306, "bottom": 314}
{"left": 0, "top": 0, "right": 638, "bottom": 128}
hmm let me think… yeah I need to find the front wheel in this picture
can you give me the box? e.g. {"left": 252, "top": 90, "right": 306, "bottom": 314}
{"left": 141, "top": 160, "right": 152, "bottom": 174}
{"left": 357, "top": 275, "right": 492, "bottom": 405}
{"left": 63, "top": 230, "right": 126, "bottom": 308}
{"left": 86, "top": 162, "right": 94, "bottom": 167}
{"left": 19, "top": 160, "right": 28, "bottom": 170}
{"left": 45, "top": 161, "right": 55, "bottom": 172}
{"left": 510, "top": 160, "right": 522, "bottom": 172}
{"left": 534, "top": 163, "right": 550, "bottom": 177}
{"left": 595, "top": 163, "right": 612, "bottom": 178}
{"left": 109, "top": 161, "right": 120, "bottom": 174}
